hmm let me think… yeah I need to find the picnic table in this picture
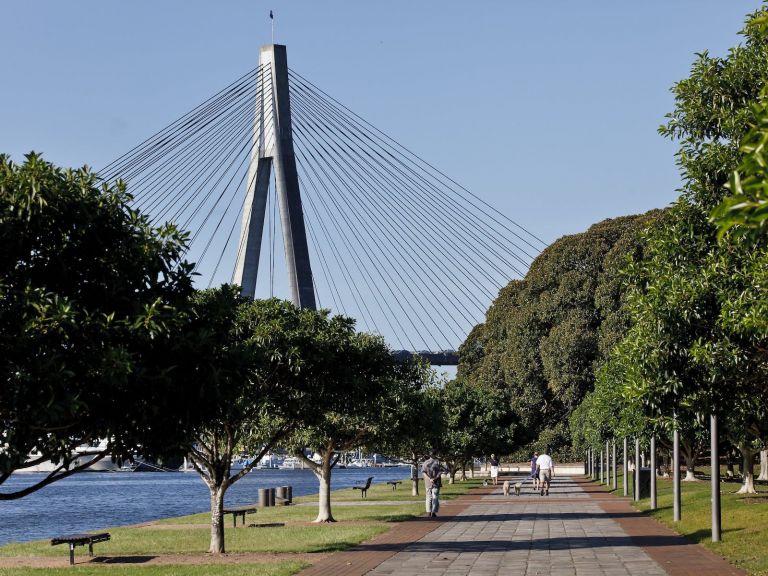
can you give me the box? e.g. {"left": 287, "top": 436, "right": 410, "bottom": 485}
{"left": 386, "top": 480, "right": 403, "bottom": 491}
{"left": 223, "top": 505, "right": 258, "bottom": 527}
{"left": 51, "top": 532, "right": 111, "bottom": 565}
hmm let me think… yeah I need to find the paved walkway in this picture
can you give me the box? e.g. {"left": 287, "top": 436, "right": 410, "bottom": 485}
{"left": 301, "top": 476, "right": 744, "bottom": 576}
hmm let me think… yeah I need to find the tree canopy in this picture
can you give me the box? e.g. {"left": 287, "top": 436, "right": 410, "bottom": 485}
{"left": 0, "top": 153, "right": 197, "bottom": 498}
{"left": 457, "top": 211, "right": 658, "bottom": 459}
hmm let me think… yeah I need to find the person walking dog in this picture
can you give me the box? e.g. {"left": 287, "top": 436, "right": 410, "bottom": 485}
{"left": 489, "top": 453, "right": 500, "bottom": 485}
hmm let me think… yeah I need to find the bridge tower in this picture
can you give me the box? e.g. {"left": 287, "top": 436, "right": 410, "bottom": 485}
{"left": 234, "top": 44, "right": 316, "bottom": 309}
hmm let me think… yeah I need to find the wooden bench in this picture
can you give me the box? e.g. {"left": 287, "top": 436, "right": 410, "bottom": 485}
{"left": 223, "top": 505, "right": 258, "bottom": 527}
{"left": 352, "top": 476, "right": 374, "bottom": 498}
{"left": 386, "top": 480, "right": 403, "bottom": 491}
{"left": 51, "top": 532, "right": 111, "bottom": 565}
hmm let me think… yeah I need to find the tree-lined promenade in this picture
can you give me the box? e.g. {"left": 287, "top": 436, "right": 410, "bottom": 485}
{"left": 3, "top": 4, "right": 768, "bottom": 575}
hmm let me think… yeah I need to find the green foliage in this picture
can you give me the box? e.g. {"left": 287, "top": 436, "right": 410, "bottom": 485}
{"left": 0, "top": 153, "right": 196, "bottom": 497}
{"left": 712, "top": 96, "right": 768, "bottom": 238}
{"left": 184, "top": 288, "right": 365, "bottom": 545}
{"left": 457, "top": 212, "right": 658, "bottom": 458}
{"left": 435, "top": 377, "right": 513, "bottom": 475}
{"left": 375, "top": 361, "right": 444, "bottom": 466}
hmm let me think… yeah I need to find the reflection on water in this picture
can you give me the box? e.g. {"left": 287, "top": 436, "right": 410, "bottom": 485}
{"left": 0, "top": 467, "right": 410, "bottom": 546}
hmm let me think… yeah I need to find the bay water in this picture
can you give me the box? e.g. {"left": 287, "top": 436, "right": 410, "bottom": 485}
{"left": 0, "top": 467, "right": 410, "bottom": 546}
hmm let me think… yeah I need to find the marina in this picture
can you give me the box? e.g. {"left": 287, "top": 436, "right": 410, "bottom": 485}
{"left": 0, "top": 467, "right": 410, "bottom": 547}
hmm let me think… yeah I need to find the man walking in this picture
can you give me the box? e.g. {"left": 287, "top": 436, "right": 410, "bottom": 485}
{"left": 422, "top": 451, "right": 444, "bottom": 517}
{"left": 535, "top": 449, "right": 555, "bottom": 496}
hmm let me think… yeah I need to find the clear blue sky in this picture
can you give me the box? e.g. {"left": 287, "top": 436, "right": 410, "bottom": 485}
{"left": 1, "top": 1, "right": 763, "bottom": 355}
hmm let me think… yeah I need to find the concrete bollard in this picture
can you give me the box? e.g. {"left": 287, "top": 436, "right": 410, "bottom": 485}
{"left": 276, "top": 486, "right": 288, "bottom": 505}
{"left": 258, "top": 488, "right": 271, "bottom": 507}
{"left": 268, "top": 487, "right": 276, "bottom": 507}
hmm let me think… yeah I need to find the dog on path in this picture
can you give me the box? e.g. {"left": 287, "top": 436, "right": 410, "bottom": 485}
{"left": 514, "top": 482, "right": 522, "bottom": 496}
{"left": 502, "top": 480, "right": 510, "bottom": 496}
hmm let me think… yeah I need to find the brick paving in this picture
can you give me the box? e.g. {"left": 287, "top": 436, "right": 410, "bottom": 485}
{"left": 300, "top": 475, "right": 745, "bottom": 576}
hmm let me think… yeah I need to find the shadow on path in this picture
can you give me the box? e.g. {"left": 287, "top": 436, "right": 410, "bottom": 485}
{"left": 353, "top": 534, "right": 695, "bottom": 554}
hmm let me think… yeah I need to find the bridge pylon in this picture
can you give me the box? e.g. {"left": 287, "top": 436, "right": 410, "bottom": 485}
{"left": 234, "top": 44, "right": 316, "bottom": 309}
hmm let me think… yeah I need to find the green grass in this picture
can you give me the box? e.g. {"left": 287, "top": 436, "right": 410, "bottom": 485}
{"left": 589, "top": 471, "right": 768, "bottom": 576}
{"left": 0, "top": 562, "right": 307, "bottom": 576}
{"left": 154, "top": 502, "right": 423, "bottom": 525}
{"left": 0, "top": 522, "right": 389, "bottom": 558}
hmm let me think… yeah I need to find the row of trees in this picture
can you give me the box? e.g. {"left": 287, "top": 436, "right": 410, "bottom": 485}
{"left": 457, "top": 7, "right": 768, "bottom": 493}
{"left": 573, "top": 8, "right": 768, "bottom": 496}
{"left": 1, "top": 153, "right": 513, "bottom": 553}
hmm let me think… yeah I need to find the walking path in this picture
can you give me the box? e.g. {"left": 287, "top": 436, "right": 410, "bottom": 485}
{"left": 300, "top": 476, "right": 745, "bottom": 576}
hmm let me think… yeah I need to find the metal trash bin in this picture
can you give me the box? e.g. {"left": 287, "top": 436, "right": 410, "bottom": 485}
{"left": 634, "top": 467, "right": 651, "bottom": 500}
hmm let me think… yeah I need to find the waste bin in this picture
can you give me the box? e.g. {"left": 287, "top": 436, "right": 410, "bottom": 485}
{"left": 258, "top": 488, "right": 271, "bottom": 507}
{"left": 633, "top": 467, "right": 651, "bottom": 500}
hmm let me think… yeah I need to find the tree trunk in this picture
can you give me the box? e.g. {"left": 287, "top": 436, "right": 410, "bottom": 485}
{"left": 313, "top": 455, "right": 336, "bottom": 523}
{"left": 683, "top": 452, "right": 698, "bottom": 482}
{"left": 758, "top": 450, "right": 768, "bottom": 481}
{"left": 209, "top": 485, "right": 226, "bottom": 554}
{"left": 411, "top": 461, "right": 420, "bottom": 496}
{"left": 726, "top": 451, "right": 735, "bottom": 478}
{"left": 736, "top": 445, "right": 757, "bottom": 495}
{"left": 460, "top": 462, "right": 467, "bottom": 481}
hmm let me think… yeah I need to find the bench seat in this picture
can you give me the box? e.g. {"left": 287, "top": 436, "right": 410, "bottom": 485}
{"left": 51, "top": 532, "right": 111, "bottom": 565}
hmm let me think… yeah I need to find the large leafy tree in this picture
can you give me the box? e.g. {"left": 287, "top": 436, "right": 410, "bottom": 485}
{"left": 288, "top": 334, "right": 420, "bottom": 523}
{"left": 458, "top": 212, "right": 658, "bottom": 459}
{"left": 436, "top": 378, "right": 513, "bottom": 483}
{"left": 0, "top": 153, "right": 196, "bottom": 499}
{"left": 185, "top": 288, "right": 358, "bottom": 551}
{"left": 376, "top": 366, "right": 444, "bottom": 496}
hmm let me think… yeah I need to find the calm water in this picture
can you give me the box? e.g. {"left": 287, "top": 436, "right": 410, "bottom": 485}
{"left": 0, "top": 467, "right": 410, "bottom": 546}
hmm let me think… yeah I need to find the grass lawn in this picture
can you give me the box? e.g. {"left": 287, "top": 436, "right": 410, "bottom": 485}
{"left": 591, "top": 469, "right": 768, "bottom": 576}
{"left": 0, "top": 562, "right": 307, "bottom": 576}
{"left": 0, "top": 475, "right": 483, "bottom": 576}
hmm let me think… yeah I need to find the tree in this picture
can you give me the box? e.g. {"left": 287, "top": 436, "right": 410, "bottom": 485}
{"left": 288, "top": 333, "right": 416, "bottom": 523}
{"left": 184, "top": 288, "right": 356, "bottom": 551}
{"left": 457, "top": 212, "right": 658, "bottom": 459}
{"left": 376, "top": 364, "right": 444, "bottom": 496}
{"left": 436, "top": 378, "right": 513, "bottom": 484}
{"left": 0, "top": 153, "right": 196, "bottom": 499}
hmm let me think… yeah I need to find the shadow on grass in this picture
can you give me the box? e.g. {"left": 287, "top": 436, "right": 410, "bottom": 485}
{"left": 92, "top": 556, "right": 156, "bottom": 564}
{"left": 380, "top": 514, "right": 419, "bottom": 523}
{"left": 247, "top": 522, "right": 286, "bottom": 528}
{"left": 683, "top": 528, "right": 745, "bottom": 543}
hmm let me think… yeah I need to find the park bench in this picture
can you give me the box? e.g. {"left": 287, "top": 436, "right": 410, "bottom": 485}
{"left": 51, "top": 532, "right": 111, "bottom": 565}
{"left": 353, "top": 476, "right": 374, "bottom": 498}
{"left": 386, "top": 480, "right": 402, "bottom": 491}
{"left": 223, "top": 505, "right": 258, "bottom": 527}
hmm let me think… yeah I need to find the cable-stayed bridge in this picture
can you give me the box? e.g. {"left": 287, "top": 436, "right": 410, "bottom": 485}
{"left": 98, "top": 45, "right": 546, "bottom": 364}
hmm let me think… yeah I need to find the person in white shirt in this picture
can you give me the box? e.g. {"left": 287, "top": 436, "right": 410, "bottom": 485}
{"left": 535, "top": 450, "right": 555, "bottom": 496}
